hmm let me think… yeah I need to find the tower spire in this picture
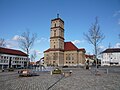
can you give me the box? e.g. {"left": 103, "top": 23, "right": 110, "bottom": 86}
{"left": 108, "top": 43, "right": 111, "bottom": 48}
{"left": 57, "top": 13, "right": 59, "bottom": 18}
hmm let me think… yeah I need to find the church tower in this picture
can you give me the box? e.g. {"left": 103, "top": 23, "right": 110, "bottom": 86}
{"left": 44, "top": 15, "right": 86, "bottom": 66}
{"left": 50, "top": 14, "right": 64, "bottom": 50}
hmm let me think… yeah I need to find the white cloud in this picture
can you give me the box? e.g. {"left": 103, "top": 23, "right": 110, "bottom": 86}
{"left": 12, "top": 35, "right": 20, "bottom": 41}
{"left": 30, "top": 49, "right": 43, "bottom": 55}
{"left": 113, "top": 10, "right": 120, "bottom": 25}
{"left": 4, "top": 35, "right": 22, "bottom": 49}
{"left": 114, "top": 43, "right": 120, "bottom": 48}
{"left": 113, "top": 10, "right": 120, "bottom": 17}
{"left": 30, "top": 49, "right": 44, "bottom": 61}
{"left": 5, "top": 40, "right": 19, "bottom": 49}
{"left": 35, "top": 50, "right": 43, "bottom": 54}
{"left": 72, "top": 40, "right": 85, "bottom": 45}
{"left": 12, "top": 35, "right": 25, "bottom": 41}
{"left": 36, "top": 37, "right": 48, "bottom": 43}
{"left": 98, "top": 45, "right": 106, "bottom": 53}
{"left": 98, "top": 46, "right": 105, "bottom": 49}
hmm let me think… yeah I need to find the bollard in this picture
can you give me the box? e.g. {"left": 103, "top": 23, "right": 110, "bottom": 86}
{"left": 106, "top": 69, "right": 108, "bottom": 74}
{"left": 69, "top": 70, "right": 72, "bottom": 75}
{"left": 50, "top": 71, "right": 52, "bottom": 75}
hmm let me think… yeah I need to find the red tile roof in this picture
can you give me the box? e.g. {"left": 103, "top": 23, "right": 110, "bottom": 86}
{"left": 0, "top": 47, "right": 28, "bottom": 56}
{"left": 85, "top": 54, "right": 95, "bottom": 58}
{"left": 64, "top": 42, "right": 78, "bottom": 51}
{"left": 44, "top": 42, "right": 85, "bottom": 52}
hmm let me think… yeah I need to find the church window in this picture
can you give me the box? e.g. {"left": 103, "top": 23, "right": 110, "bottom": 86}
{"left": 66, "top": 57, "right": 67, "bottom": 60}
{"left": 69, "top": 57, "right": 71, "bottom": 60}
{"left": 54, "top": 32, "right": 56, "bottom": 36}
{"left": 54, "top": 23, "right": 56, "bottom": 27}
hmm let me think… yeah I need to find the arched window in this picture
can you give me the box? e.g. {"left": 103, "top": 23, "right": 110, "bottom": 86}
{"left": 54, "top": 23, "right": 56, "bottom": 27}
{"left": 54, "top": 30, "right": 56, "bottom": 36}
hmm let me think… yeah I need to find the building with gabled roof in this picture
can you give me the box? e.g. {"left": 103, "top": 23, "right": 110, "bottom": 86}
{"left": 0, "top": 47, "right": 28, "bottom": 56}
{"left": 85, "top": 54, "right": 95, "bottom": 65}
{"left": 100, "top": 48, "right": 120, "bottom": 66}
{"left": 0, "top": 47, "right": 29, "bottom": 69}
{"left": 44, "top": 16, "right": 86, "bottom": 66}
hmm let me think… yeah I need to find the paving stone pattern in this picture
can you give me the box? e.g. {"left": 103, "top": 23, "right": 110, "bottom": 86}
{"left": 0, "top": 67, "right": 120, "bottom": 90}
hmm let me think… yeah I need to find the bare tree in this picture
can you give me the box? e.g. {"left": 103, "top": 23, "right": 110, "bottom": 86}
{"left": 19, "top": 30, "right": 37, "bottom": 56}
{"left": 0, "top": 38, "right": 6, "bottom": 47}
{"left": 84, "top": 17, "right": 105, "bottom": 69}
{"left": 31, "top": 50, "right": 37, "bottom": 62}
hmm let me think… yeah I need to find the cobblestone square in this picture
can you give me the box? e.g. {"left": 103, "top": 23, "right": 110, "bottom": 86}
{"left": 0, "top": 67, "right": 120, "bottom": 90}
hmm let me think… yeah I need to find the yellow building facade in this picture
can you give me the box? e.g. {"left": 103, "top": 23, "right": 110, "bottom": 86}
{"left": 44, "top": 16, "right": 86, "bottom": 66}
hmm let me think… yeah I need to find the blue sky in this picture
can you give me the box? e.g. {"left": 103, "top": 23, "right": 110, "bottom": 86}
{"left": 0, "top": 0, "right": 120, "bottom": 60}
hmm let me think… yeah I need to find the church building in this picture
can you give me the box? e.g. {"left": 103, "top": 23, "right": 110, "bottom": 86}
{"left": 44, "top": 16, "right": 86, "bottom": 66}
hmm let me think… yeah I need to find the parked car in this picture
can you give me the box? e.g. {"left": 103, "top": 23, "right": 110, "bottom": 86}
{"left": 19, "top": 69, "right": 39, "bottom": 77}
{"left": 52, "top": 68, "right": 62, "bottom": 74}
